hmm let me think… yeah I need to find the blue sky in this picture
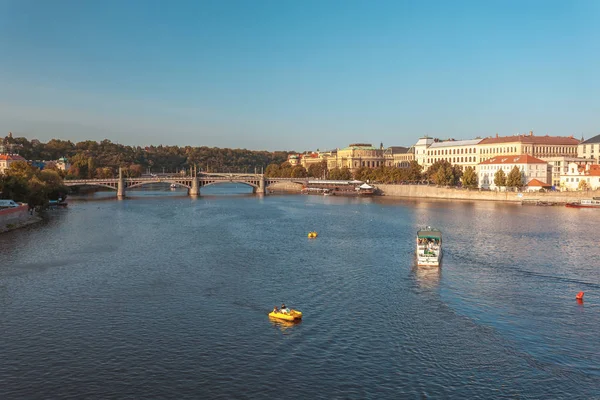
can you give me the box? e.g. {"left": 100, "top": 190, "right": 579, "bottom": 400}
{"left": 1, "top": 0, "right": 598, "bottom": 151}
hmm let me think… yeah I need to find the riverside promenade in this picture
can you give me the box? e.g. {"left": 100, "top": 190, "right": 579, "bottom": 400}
{"left": 377, "top": 184, "right": 599, "bottom": 204}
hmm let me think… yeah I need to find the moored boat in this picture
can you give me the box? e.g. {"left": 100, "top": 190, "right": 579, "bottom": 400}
{"left": 565, "top": 199, "right": 600, "bottom": 208}
{"left": 416, "top": 227, "right": 442, "bottom": 267}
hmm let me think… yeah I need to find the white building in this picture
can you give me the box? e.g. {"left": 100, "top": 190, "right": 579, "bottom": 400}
{"left": 545, "top": 157, "right": 593, "bottom": 187}
{"left": 56, "top": 157, "right": 71, "bottom": 171}
{"left": 413, "top": 136, "right": 435, "bottom": 167}
{"left": 478, "top": 155, "right": 551, "bottom": 190}
{"left": 559, "top": 163, "right": 600, "bottom": 191}
{"left": 424, "top": 138, "right": 483, "bottom": 172}
{"left": 578, "top": 133, "right": 600, "bottom": 163}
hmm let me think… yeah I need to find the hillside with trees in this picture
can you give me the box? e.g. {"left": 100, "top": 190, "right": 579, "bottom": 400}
{"left": 2, "top": 135, "right": 293, "bottom": 179}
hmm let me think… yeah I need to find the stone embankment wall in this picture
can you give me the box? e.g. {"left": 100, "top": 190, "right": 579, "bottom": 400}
{"left": 267, "top": 181, "right": 304, "bottom": 192}
{"left": 0, "top": 205, "right": 41, "bottom": 233}
{"left": 377, "top": 184, "right": 600, "bottom": 203}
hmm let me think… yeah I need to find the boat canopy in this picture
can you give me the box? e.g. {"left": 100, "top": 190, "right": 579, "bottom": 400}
{"left": 417, "top": 228, "right": 442, "bottom": 240}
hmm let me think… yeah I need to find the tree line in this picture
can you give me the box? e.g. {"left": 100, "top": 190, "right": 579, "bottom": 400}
{"left": 2, "top": 135, "right": 293, "bottom": 179}
{"left": 264, "top": 158, "right": 526, "bottom": 190}
{"left": 0, "top": 161, "right": 69, "bottom": 208}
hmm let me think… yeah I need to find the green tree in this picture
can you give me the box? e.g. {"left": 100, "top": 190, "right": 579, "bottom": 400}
{"left": 264, "top": 163, "right": 281, "bottom": 177}
{"left": 39, "top": 170, "right": 69, "bottom": 201}
{"left": 461, "top": 166, "right": 478, "bottom": 189}
{"left": 307, "top": 161, "right": 327, "bottom": 178}
{"left": 290, "top": 166, "right": 308, "bottom": 178}
{"left": 494, "top": 168, "right": 507, "bottom": 188}
{"left": 433, "top": 164, "right": 454, "bottom": 185}
{"left": 6, "top": 161, "right": 38, "bottom": 180}
{"left": 329, "top": 167, "right": 352, "bottom": 180}
{"left": 278, "top": 162, "right": 293, "bottom": 178}
{"left": 405, "top": 161, "right": 423, "bottom": 182}
{"left": 0, "top": 174, "right": 30, "bottom": 202}
{"left": 506, "top": 166, "right": 523, "bottom": 188}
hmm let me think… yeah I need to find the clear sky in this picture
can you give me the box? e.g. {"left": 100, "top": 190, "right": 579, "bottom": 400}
{"left": 1, "top": 0, "right": 598, "bottom": 151}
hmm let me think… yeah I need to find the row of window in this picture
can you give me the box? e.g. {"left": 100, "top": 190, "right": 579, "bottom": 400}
{"left": 428, "top": 147, "right": 476, "bottom": 156}
{"left": 426, "top": 157, "right": 477, "bottom": 164}
{"left": 426, "top": 145, "right": 577, "bottom": 156}
{"left": 526, "top": 146, "right": 576, "bottom": 154}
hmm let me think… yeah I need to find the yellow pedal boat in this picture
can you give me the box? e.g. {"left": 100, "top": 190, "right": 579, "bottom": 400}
{"left": 269, "top": 309, "right": 303, "bottom": 321}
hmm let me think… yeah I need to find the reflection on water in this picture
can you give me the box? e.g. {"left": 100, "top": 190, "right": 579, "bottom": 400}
{"left": 413, "top": 265, "right": 442, "bottom": 289}
{"left": 269, "top": 317, "right": 303, "bottom": 333}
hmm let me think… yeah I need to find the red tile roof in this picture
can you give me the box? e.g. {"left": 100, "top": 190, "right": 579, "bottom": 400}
{"left": 479, "top": 155, "right": 547, "bottom": 165}
{"left": 589, "top": 165, "right": 600, "bottom": 176}
{"left": 479, "top": 135, "right": 580, "bottom": 145}
{"left": 526, "top": 178, "right": 551, "bottom": 187}
{"left": 0, "top": 154, "right": 25, "bottom": 161}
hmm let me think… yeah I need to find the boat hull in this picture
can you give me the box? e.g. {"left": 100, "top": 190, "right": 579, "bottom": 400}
{"left": 268, "top": 310, "right": 303, "bottom": 321}
{"left": 566, "top": 203, "right": 600, "bottom": 208}
{"left": 416, "top": 249, "right": 442, "bottom": 267}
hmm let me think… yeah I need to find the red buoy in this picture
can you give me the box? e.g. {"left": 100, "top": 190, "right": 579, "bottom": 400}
{"left": 576, "top": 291, "right": 584, "bottom": 300}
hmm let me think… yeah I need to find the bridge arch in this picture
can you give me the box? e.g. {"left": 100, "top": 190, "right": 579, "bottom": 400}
{"left": 201, "top": 180, "right": 259, "bottom": 189}
{"left": 126, "top": 180, "right": 191, "bottom": 189}
{"left": 65, "top": 182, "right": 117, "bottom": 191}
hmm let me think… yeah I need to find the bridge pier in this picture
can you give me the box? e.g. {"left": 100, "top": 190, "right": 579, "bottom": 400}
{"left": 189, "top": 177, "right": 200, "bottom": 196}
{"left": 117, "top": 167, "right": 126, "bottom": 198}
{"left": 257, "top": 175, "right": 266, "bottom": 195}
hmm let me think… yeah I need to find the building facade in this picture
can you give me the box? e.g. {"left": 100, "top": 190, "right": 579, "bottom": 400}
{"left": 544, "top": 157, "right": 593, "bottom": 187}
{"left": 327, "top": 143, "right": 386, "bottom": 171}
{"left": 559, "top": 163, "right": 600, "bottom": 191}
{"left": 384, "top": 146, "right": 413, "bottom": 167}
{"left": 0, "top": 154, "right": 26, "bottom": 174}
{"left": 478, "top": 155, "right": 551, "bottom": 190}
{"left": 424, "top": 139, "right": 482, "bottom": 171}
{"left": 478, "top": 131, "right": 579, "bottom": 163}
{"left": 578, "top": 134, "right": 600, "bottom": 163}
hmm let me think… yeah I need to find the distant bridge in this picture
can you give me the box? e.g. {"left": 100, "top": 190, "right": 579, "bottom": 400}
{"left": 64, "top": 172, "right": 307, "bottom": 197}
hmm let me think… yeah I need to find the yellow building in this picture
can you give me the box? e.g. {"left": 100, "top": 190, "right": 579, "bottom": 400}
{"left": 384, "top": 146, "right": 413, "bottom": 167}
{"left": 327, "top": 143, "right": 385, "bottom": 171}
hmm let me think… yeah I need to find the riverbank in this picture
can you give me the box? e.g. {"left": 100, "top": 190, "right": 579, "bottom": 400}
{"left": 377, "top": 184, "right": 600, "bottom": 203}
{"left": 0, "top": 205, "right": 43, "bottom": 233}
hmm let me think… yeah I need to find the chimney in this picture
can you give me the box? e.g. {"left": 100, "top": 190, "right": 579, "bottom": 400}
{"left": 529, "top": 130, "right": 533, "bottom": 136}
{"left": 495, "top": 133, "right": 499, "bottom": 138}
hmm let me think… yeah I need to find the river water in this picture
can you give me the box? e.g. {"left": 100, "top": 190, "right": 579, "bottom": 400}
{"left": 1, "top": 185, "right": 599, "bottom": 399}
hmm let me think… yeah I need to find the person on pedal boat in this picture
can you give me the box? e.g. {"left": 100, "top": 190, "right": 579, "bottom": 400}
{"left": 280, "top": 303, "right": 290, "bottom": 314}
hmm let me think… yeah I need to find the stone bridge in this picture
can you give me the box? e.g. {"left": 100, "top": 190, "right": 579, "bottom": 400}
{"left": 64, "top": 171, "right": 307, "bottom": 198}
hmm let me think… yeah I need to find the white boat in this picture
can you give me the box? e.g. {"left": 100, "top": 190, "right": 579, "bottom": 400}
{"left": 416, "top": 227, "right": 442, "bottom": 267}
{"left": 170, "top": 183, "right": 177, "bottom": 190}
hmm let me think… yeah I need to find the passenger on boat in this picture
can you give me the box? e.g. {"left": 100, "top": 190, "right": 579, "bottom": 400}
{"left": 281, "top": 304, "right": 290, "bottom": 314}
{"left": 273, "top": 306, "right": 279, "bottom": 313}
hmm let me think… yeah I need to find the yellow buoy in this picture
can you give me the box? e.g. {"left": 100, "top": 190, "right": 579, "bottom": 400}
{"left": 308, "top": 231, "right": 318, "bottom": 238}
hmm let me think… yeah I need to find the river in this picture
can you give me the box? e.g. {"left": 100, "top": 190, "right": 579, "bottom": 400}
{"left": 1, "top": 184, "right": 599, "bottom": 399}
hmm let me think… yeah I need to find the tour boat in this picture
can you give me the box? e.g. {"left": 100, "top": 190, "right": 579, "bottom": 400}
{"left": 356, "top": 183, "right": 375, "bottom": 196}
{"left": 565, "top": 199, "right": 600, "bottom": 208}
{"left": 416, "top": 227, "right": 442, "bottom": 267}
{"left": 170, "top": 183, "right": 177, "bottom": 189}
{"left": 269, "top": 309, "right": 303, "bottom": 321}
